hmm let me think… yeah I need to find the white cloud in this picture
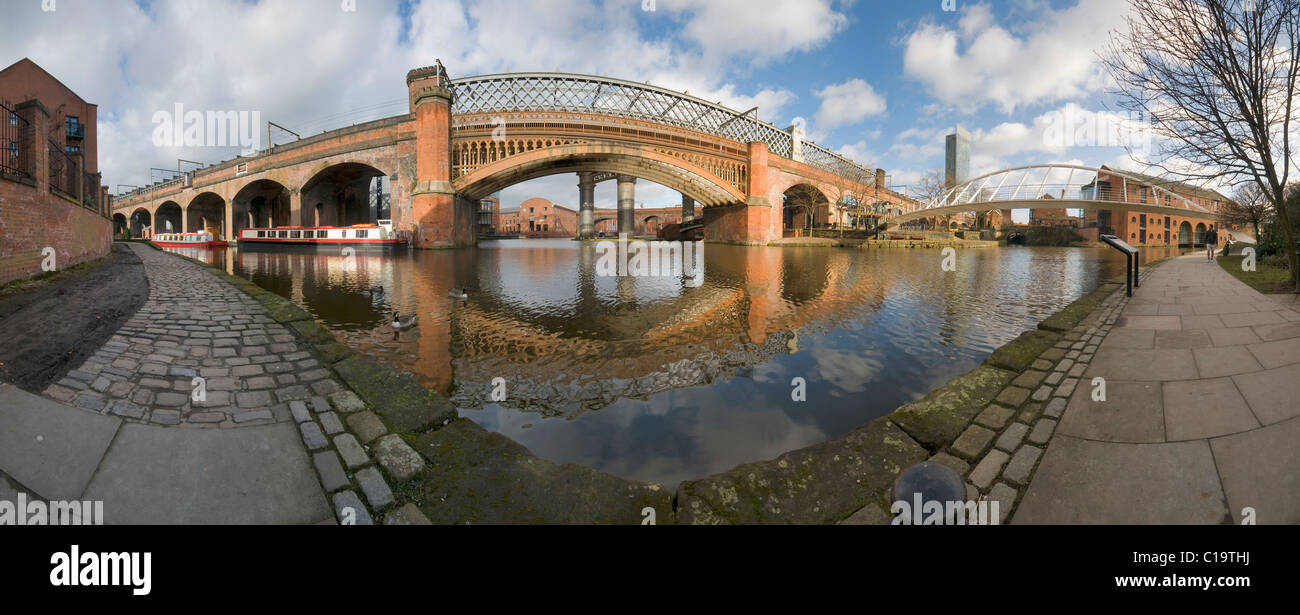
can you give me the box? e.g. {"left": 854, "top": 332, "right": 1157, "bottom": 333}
{"left": 665, "top": 0, "right": 850, "bottom": 70}
{"left": 813, "top": 79, "right": 886, "bottom": 131}
{"left": 1, "top": 0, "right": 828, "bottom": 200}
{"left": 901, "top": 0, "right": 1128, "bottom": 112}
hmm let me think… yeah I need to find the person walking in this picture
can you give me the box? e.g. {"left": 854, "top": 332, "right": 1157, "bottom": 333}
{"left": 1205, "top": 225, "right": 1219, "bottom": 261}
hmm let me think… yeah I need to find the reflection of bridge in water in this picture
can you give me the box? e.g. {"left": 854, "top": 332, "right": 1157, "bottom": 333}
{"left": 226, "top": 243, "right": 898, "bottom": 415}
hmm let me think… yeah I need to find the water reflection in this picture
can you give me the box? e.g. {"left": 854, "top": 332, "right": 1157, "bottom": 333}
{"left": 179, "top": 239, "right": 1180, "bottom": 487}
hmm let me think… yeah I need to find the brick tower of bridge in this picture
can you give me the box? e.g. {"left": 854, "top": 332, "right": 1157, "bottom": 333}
{"left": 406, "top": 62, "right": 475, "bottom": 248}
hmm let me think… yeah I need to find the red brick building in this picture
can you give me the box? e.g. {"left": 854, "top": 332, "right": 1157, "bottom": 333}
{"left": 0, "top": 58, "right": 112, "bottom": 285}
{"left": 494, "top": 196, "right": 700, "bottom": 237}
{"left": 1086, "top": 166, "right": 1228, "bottom": 246}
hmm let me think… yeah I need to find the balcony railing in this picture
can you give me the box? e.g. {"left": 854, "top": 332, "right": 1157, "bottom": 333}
{"left": 2, "top": 102, "right": 34, "bottom": 179}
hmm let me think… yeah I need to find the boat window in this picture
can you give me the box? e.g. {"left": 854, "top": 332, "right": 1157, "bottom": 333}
{"left": 257, "top": 230, "right": 265, "bottom": 238}
{"left": 317, "top": 230, "right": 327, "bottom": 238}
{"left": 278, "top": 230, "right": 288, "bottom": 238}
{"left": 356, "top": 229, "right": 368, "bottom": 238}
{"left": 290, "top": 230, "right": 301, "bottom": 239}
{"left": 340, "top": 230, "right": 348, "bottom": 238}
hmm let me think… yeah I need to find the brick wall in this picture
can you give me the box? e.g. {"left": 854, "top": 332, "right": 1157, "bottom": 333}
{"left": 0, "top": 177, "right": 112, "bottom": 285}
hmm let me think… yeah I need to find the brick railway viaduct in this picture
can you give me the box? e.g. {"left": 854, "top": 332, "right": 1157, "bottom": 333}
{"left": 112, "top": 65, "right": 916, "bottom": 247}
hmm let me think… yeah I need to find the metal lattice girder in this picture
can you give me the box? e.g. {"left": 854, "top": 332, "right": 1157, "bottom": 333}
{"left": 449, "top": 72, "right": 871, "bottom": 181}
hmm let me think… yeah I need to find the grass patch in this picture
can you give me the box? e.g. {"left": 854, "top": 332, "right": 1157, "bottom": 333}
{"left": 1218, "top": 254, "right": 1295, "bottom": 294}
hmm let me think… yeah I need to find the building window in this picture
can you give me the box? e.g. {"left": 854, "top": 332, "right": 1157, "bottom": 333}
{"left": 9, "top": 112, "right": 17, "bottom": 126}
{"left": 65, "top": 145, "right": 80, "bottom": 154}
{"left": 8, "top": 141, "right": 16, "bottom": 158}
{"left": 65, "top": 116, "right": 81, "bottom": 137}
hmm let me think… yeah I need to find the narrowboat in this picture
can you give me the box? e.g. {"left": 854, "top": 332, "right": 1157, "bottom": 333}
{"left": 236, "top": 220, "right": 407, "bottom": 249}
{"left": 151, "top": 230, "right": 228, "bottom": 248}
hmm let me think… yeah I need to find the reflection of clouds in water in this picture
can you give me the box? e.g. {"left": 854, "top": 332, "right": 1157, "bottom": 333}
{"left": 473, "top": 379, "right": 829, "bottom": 488}
{"left": 804, "top": 341, "right": 885, "bottom": 396}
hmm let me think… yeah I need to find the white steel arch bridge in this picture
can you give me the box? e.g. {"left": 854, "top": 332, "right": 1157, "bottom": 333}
{"left": 886, "top": 164, "right": 1216, "bottom": 228}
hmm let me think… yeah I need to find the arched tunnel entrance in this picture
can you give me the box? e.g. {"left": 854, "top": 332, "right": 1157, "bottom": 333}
{"left": 782, "top": 184, "right": 829, "bottom": 234}
{"left": 233, "top": 179, "right": 292, "bottom": 234}
{"left": 187, "top": 192, "right": 226, "bottom": 238}
{"left": 129, "top": 208, "right": 151, "bottom": 238}
{"left": 155, "top": 201, "right": 182, "bottom": 233}
{"left": 301, "top": 163, "right": 389, "bottom": 227}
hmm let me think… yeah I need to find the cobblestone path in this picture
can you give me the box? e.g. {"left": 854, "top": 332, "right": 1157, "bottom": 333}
{"left": 43, "top": 244, "right": 358, "bottom": 428}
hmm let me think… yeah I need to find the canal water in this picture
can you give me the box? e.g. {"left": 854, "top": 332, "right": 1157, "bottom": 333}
{"left": 171, "top": 240, "right": 1177, "bottom": 487}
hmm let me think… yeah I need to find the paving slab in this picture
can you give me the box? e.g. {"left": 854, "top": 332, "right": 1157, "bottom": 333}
{"left": 1231, "top": 362, "right": 1300, "bottom": 425}
{"left": 0, "top": 384, "right": 121, "bottom": 500}
{"left": 1015, "top": 435, "right": 1229, "bottom": 524}
{"left": 1056, "top": 380, "right": 1165, "bottom": 443}
{"left": 82, "top": 422, "right": 331, "bottom": 524}
{"left": 1162, "top": 377, "right": 1260, "bottom": 440}
{"left": 1085, "top": 347, "right": 1199, "bottom": 381}
{"left": 1210, "top": 415, "right": 1300, "bottom": 524}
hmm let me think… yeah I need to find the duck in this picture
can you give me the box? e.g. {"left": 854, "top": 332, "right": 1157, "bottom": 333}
{"left": 392, "top": 312, "right": 418, "bottom": 329}
{"left": 448, "top": 287, "right": 468, "bottom": 299}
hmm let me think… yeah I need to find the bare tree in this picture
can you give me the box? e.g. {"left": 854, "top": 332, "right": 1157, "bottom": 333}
{"left": 1101, "top": 0, "right": 1300, "bottom": 284}
{"left": 1220, "top": 183, "right": 1270, "bottom": 243}
{"left": 911, "top": 169, "right": 949, "bottom": 229}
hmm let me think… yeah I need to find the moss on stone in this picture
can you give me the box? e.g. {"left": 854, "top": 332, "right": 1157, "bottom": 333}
{"left": 409, "top": 419, "right": 672, "bottom": 524}
{"left": 288, "top": 319, "right": 335, "bottom": 344}
{"left": 332, "top": 354, "right": 456, "bottom": 433}
{"left": 985, "top": 329, "right": 1062, "bottom": 372}
{"left": 889, "top": 364, "right": 1017, "bottom": 449}
{"left": 312, "top": 340, "right": 356, "bottom": 364}
{"left": 1038, "top": 283, "right": 1120, "bottom": 332}
{"left": 673, "top": 417, "right": 927, "bottom": 524}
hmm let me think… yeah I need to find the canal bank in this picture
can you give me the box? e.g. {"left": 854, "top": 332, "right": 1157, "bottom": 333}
{"left": 155, "top": 242, "right": 1177, "bottom": 523}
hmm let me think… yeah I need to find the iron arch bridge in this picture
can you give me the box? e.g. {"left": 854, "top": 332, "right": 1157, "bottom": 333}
{"left": 886, "top": 164, "right": 1215, "bottom": 228}
{"left": 448, "top": 72, "right": 868, "bottom": 180}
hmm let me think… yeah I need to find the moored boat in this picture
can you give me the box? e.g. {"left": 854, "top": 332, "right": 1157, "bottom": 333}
{"left": 237, "top": 220, "right": 407, "bottom": 249}
{"left": 152, "top": 230, "right": 228, "bottom": 248}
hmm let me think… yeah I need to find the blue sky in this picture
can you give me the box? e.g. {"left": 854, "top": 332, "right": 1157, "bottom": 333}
{"left": 3, "top": 0, "right": 1169, "bottom": 211}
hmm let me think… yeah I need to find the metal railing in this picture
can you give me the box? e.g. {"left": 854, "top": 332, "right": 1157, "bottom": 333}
{"left": 1, "top": 102, "right": 33, "bottom": 178}
{"left": 83, "top": 171, "right": 100, "bottom": 211}
{"left": 48, "top": 139, "right": 80, "bottom": 199}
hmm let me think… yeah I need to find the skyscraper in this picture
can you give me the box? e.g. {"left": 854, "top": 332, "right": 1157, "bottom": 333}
{"left": 945, "top": 126, "right": 970, "bottom": 189}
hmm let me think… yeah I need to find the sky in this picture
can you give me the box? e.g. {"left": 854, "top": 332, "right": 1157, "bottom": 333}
{"left": 2, "top": 0, "right": 1210, "bottom": 213}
